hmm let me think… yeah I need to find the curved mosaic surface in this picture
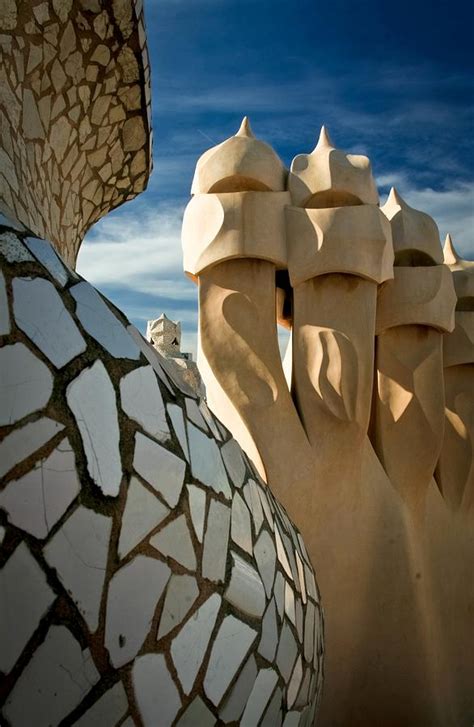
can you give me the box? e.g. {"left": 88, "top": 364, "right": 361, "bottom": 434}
{"left": 0, "top": 0, "right": 152, "bottom": 266}
{"left": 0, "top": 218, "right": 324, "bottom": 726}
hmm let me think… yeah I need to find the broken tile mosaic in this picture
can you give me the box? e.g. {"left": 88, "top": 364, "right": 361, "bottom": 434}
{"left": 67, "top": 360, "right": 122, "bottom": 497}
{"left": 13, "top": 276, "right": 86, "bottom": 367}
{"left": 0, "top": 542, "right": 55, "bottom": 674}
{"left": 105, "top": 555, "right": 170, "bottom": 667}
{"left": 133, "top": 431, "right": 185, "bottom": 507}
{"left": 0, "top": 437, "right": 80, "bottom": 538}
{"left": 44, "top": 505, "right": 112, "bottom": 632}
{"left": 171, "top": 593, "right": 221, "bottom": 695}
{"left": 0, "top": 342, "right": 53, "bottom": 425}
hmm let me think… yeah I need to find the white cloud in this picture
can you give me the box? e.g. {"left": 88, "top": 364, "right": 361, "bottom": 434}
{"left": 77, "top": 203, "right": 187, "bottom": 290}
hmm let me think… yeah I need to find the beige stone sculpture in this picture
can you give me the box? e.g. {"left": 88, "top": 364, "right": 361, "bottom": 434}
{"left": 183, "top": 117, "right": 314, "bottom": 487}
{"left": 183, "top": 122, "right": 474, "bottom": 726}
{"left": 0, "top": 0, "right": 152, "bottom": 265}
{"left": 287, "top": 128, "right": 393, "bottom": 483}
{"left": 436, "top": 234, "right": 474, "bottom": 509}
{"left": 371, "top": 189, "right": 457, "bottom": 508}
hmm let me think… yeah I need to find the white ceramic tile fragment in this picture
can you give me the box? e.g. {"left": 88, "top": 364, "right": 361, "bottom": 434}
{"left": 276, "top": 621, "right": 298, "bottom": 682}
{"left": 295, "top": 598, "right": 304, "bottom": 642}
{"left": 199, "top": 400, "right": 222, "bottom": 441}
{"left": 105, "top": 555, "right": 171, "bottom": 667}
{"left": 120, "top": 366, "right": 169, "bottom": 442}
{"left": 44, "top": 506, "right": 112, "bottom": 632}
{"left": 274, "top": 571, "right": 285, "bottom": 620}
{"left": 133, "top": 432, "right": 185, "bottom": 507}
{"left": 187, "top": 484, "right": 206, "bottom": 543}
{"left": 132, "top": 653, "right": 181, "bottom": 727}
{"left": 70, "top": 282, "right": 140, "bottom": 359}
{"left": 241, "top": 668, "right": 279, "bottom": 726}
{"left": 294, "top": 667, "right": 311, "bottom": 709}
{"left": 118, "top": 477, "right": 169, "bottom": 558}
{"left": 282, "top": 712, "right": 301, "bottom": 727}
{"left": 258, "top": 598, "right": 279, "bottom": 662}
{"left": 258, "top": 486, "right": 274, "bottom": 530}
{"left": 296, "top": 550, "right": 307, "bottom": 604}
{"left": 274, "top": 523, "right": 292, "bottom": 580}
{"left": 243, "top": 479, "right": 264, "bottom": 535}
{"left": 185, "top": 397, "right": 208, "bottom": 430}
{"left": 204, "top": 614, "right": 258, "bottom": 706}
{"left": 0, "top": 212, "right": 26, "bottom": 231}
{"left": 0, "top": 437, "right": 80, "bottom": 538}
{"left": 297, "top": 532, "right": 311, "bottom": 567}
{"left": 282, "top": 531, "right": 299, "bottom": 586}
{"left": 202, "top": 499, "right": 230, "bottom": 583}
{"left": 304, "top": 562, "right": 318, "bottom": 602}
{"left": 71, "top": 682, "right": 128, "bottom": 726}
{"left": 127, "top": 324, "right": 174, "bottom": 395}
{"left": 0, "top": 542, "right": 55, "bottom": 673}
{"left": 231, "top": 492, "right": 252, "bottom": 554}
{"left": 171, "top": 593, "right": 221, "bottom": 695}
{"left": 167, "top": 403, "right": 189, "bottom": 460}
{"left": 0, "top": 269, "right": 10, "bottom": 335}
{"left": 285, "top": 581, "right": 296, "bottom": 626}
{"left": 157, "top": 574, "right": 199, "bottom": 639}
{"left": 224, "top": 552, "right": 266, "bottom": 619}
{"left": 287, "top": 656, "right": 303, "bottom": 708}
{"left": 176, "top": 696, "right": 216, "bottom": 727}
{"left": 303, "top": 601, "right": 315, "bottom": 663}
{"left": 0, "top": 342, "right": 53, "bottom": 425}
{"left": 0, "top": 232, "right": 34, "bottom": 262}
{"left": 13, "top": 277, "right": 86, "bottom": 367}
{"left": 0, "top": 417, "right": 64, "bottom": 479}
{"left": 219, "top": 655, "right": 257, "bottom": 723}
{"left": 25, "top": 237, "right": 69, "bottom": 286}
{"left": 216, "top": 419, "right": 228, "bottom": 440}
{"left": 254, "top": 529, "right": 277, "bottom": 598}
{"left": 187, "top": 422, "right": 231, "bottom": 499}
{"left": 67, "top": 360, "right": 122, "bottom": 497}
{"left": 261, "top": 686, "right": 283, "bottom": 727}
{"left": 221, "top": 439, "right": 246, "bottom": 487}
{"left": 150, "top": 514, "right": 196, "bottom": 570}
{"left": 4, "top": 625, "right": 99, "bottom": 726}
{"left": 159, "top": 354, "right": 196, "bottom": 396}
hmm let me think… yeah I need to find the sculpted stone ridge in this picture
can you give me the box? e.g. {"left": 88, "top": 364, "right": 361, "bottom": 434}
{"left": 375, "top": 265, "right": 456, "bottom": 334}
{"left": 191, "top": 117, "right": 288, "bottom": 194}
{"left": 381, "top": 187, "right": 444, "bottom": 265}
{"left": 182, "top": 190, "right": 290, "bottom": 277}
{"left": 288, "top": 126, "right": 379, "bottom": 208}
{"left": 286, "top": 203, "right": 394, "bottom": 286}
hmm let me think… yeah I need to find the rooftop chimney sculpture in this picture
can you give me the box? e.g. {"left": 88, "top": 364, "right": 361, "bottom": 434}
{"left": 183, "top": 120, "right": 473, "bottom": 725}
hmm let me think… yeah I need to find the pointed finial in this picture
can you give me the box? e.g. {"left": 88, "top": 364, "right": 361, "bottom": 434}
{"left": 236, "top": 116, "right": 254, "bottom": 138}
{"left": 314, "top": 125, "right": 334, "bottom": 150}
{"left": 386, "top": 186, "right": 405, "bottom": 207}
{"left": 443, "top": 233, "right": 460, "bottom": 265}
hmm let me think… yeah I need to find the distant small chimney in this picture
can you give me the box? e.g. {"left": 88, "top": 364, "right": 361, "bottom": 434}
{"left": 147, "top": 313, "right": 205, "bottom": 397}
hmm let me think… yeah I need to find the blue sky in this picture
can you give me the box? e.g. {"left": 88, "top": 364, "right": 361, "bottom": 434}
{"left": 77, "top": 0, "right": 474, "bottom": 355}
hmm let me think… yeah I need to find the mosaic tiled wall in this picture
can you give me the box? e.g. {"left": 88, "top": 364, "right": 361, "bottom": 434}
{"left": 0, "top": 216, "right": 324, "bottom": 726}
{"left": 0, "top": 0, "right": 152, "bottom": 266}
